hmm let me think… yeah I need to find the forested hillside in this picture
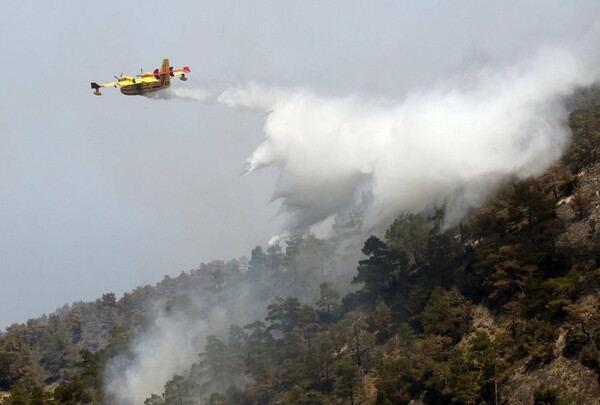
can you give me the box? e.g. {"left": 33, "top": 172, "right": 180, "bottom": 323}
{"left": 2, "top": 88, "right": 600, "bottom": 404}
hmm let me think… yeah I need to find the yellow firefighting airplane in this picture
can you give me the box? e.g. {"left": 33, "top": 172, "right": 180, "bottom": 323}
{"left": 90, "top": 58, "right": 190, "bottom": 96}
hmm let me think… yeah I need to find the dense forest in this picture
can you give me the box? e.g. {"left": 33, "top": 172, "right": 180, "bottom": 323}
{"left": 2, "top": 87, "right": 600, "bottom": 404}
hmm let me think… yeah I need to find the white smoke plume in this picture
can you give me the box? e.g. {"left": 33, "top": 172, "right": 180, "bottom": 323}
{"left": 105, "top": 300, "right": 232, "bottom": 404}
{"left": 105, "top": 311, "right": 208, "bottom": 404}
{"left": 103, "top": 267, "right": 284, "bottom": 404}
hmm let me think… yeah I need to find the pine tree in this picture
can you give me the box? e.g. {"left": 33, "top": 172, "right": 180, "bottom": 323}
{"left": 334, "top": 357, "right": 360, "bottom": 405}
{"left": 373, "top": 297, "right": 392, "bottom": 342}
{"left": 266, "top": 297, "right": 301, "bottom": 338}
{"left": 200, "top": 336, "right": 233, "bottom": 393}
{"left": 316, "top": 282, "right": 340, "bottom": 323}
{"left": 421, "top": 287, "right": 470, "bottom": 342}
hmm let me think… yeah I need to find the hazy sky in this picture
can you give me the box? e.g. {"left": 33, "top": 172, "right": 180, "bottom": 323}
{"left": 1, "top": 1, "right": 599, "bottom": 329}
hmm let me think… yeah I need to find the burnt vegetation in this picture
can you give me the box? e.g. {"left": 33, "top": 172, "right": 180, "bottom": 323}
{"left": 2, "top": 88, "right": 600, "bottom": 404}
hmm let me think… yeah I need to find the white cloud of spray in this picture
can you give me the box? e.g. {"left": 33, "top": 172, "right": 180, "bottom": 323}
{"left": 217, "top": 46, "right": 599, "bottom": 242}
{"left": 147, "top": 46, "right": 599, "bottom": 243}
{"left": 143, "top": 86, "right": 217, "bottom": 102}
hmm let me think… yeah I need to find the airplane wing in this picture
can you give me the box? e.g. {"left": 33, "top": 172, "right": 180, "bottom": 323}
{"left": 116, "top": 76, "right": 160, "bottom": 87}
{"left": 171, "top": 66, "right": 191, "bottom": 77}
{"left": 115, "top": 79, "right": 135, "bottom": 87}
{"left": 91, "top": 81, "right": 118, "bottom": 95}
{"left": 136, "top": 76, "right": 160, "bottom": 84}
{"left": 93, "top": 81, "right": 118, "bottom": 89}
{"left": 152, "top": 66, "right": 190, "bottom": 78}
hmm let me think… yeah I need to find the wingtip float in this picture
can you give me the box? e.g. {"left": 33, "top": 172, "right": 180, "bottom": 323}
{"left": 90, "top": 58, "right": 190, "bottom": 96}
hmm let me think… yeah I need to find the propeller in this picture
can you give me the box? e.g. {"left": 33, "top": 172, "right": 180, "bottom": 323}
{"left": 137, "top": 68, "right": 144, "bottom": 78}
{"left": 114, "top": 72, "right": 123, "bottom": 81}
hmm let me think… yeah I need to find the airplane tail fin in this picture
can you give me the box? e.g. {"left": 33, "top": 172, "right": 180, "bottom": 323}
{"left": 160, "top": 58, "right": 170, "bottom": 86}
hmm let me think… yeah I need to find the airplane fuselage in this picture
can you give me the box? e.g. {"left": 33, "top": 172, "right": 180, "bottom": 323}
{"left": 119, "top": 81, "right": 169, "bottom": 95}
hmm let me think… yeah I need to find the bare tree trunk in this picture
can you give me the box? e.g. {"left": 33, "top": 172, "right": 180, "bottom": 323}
{"left": 494, "top": 358, "right": 499, "bottom": 405}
